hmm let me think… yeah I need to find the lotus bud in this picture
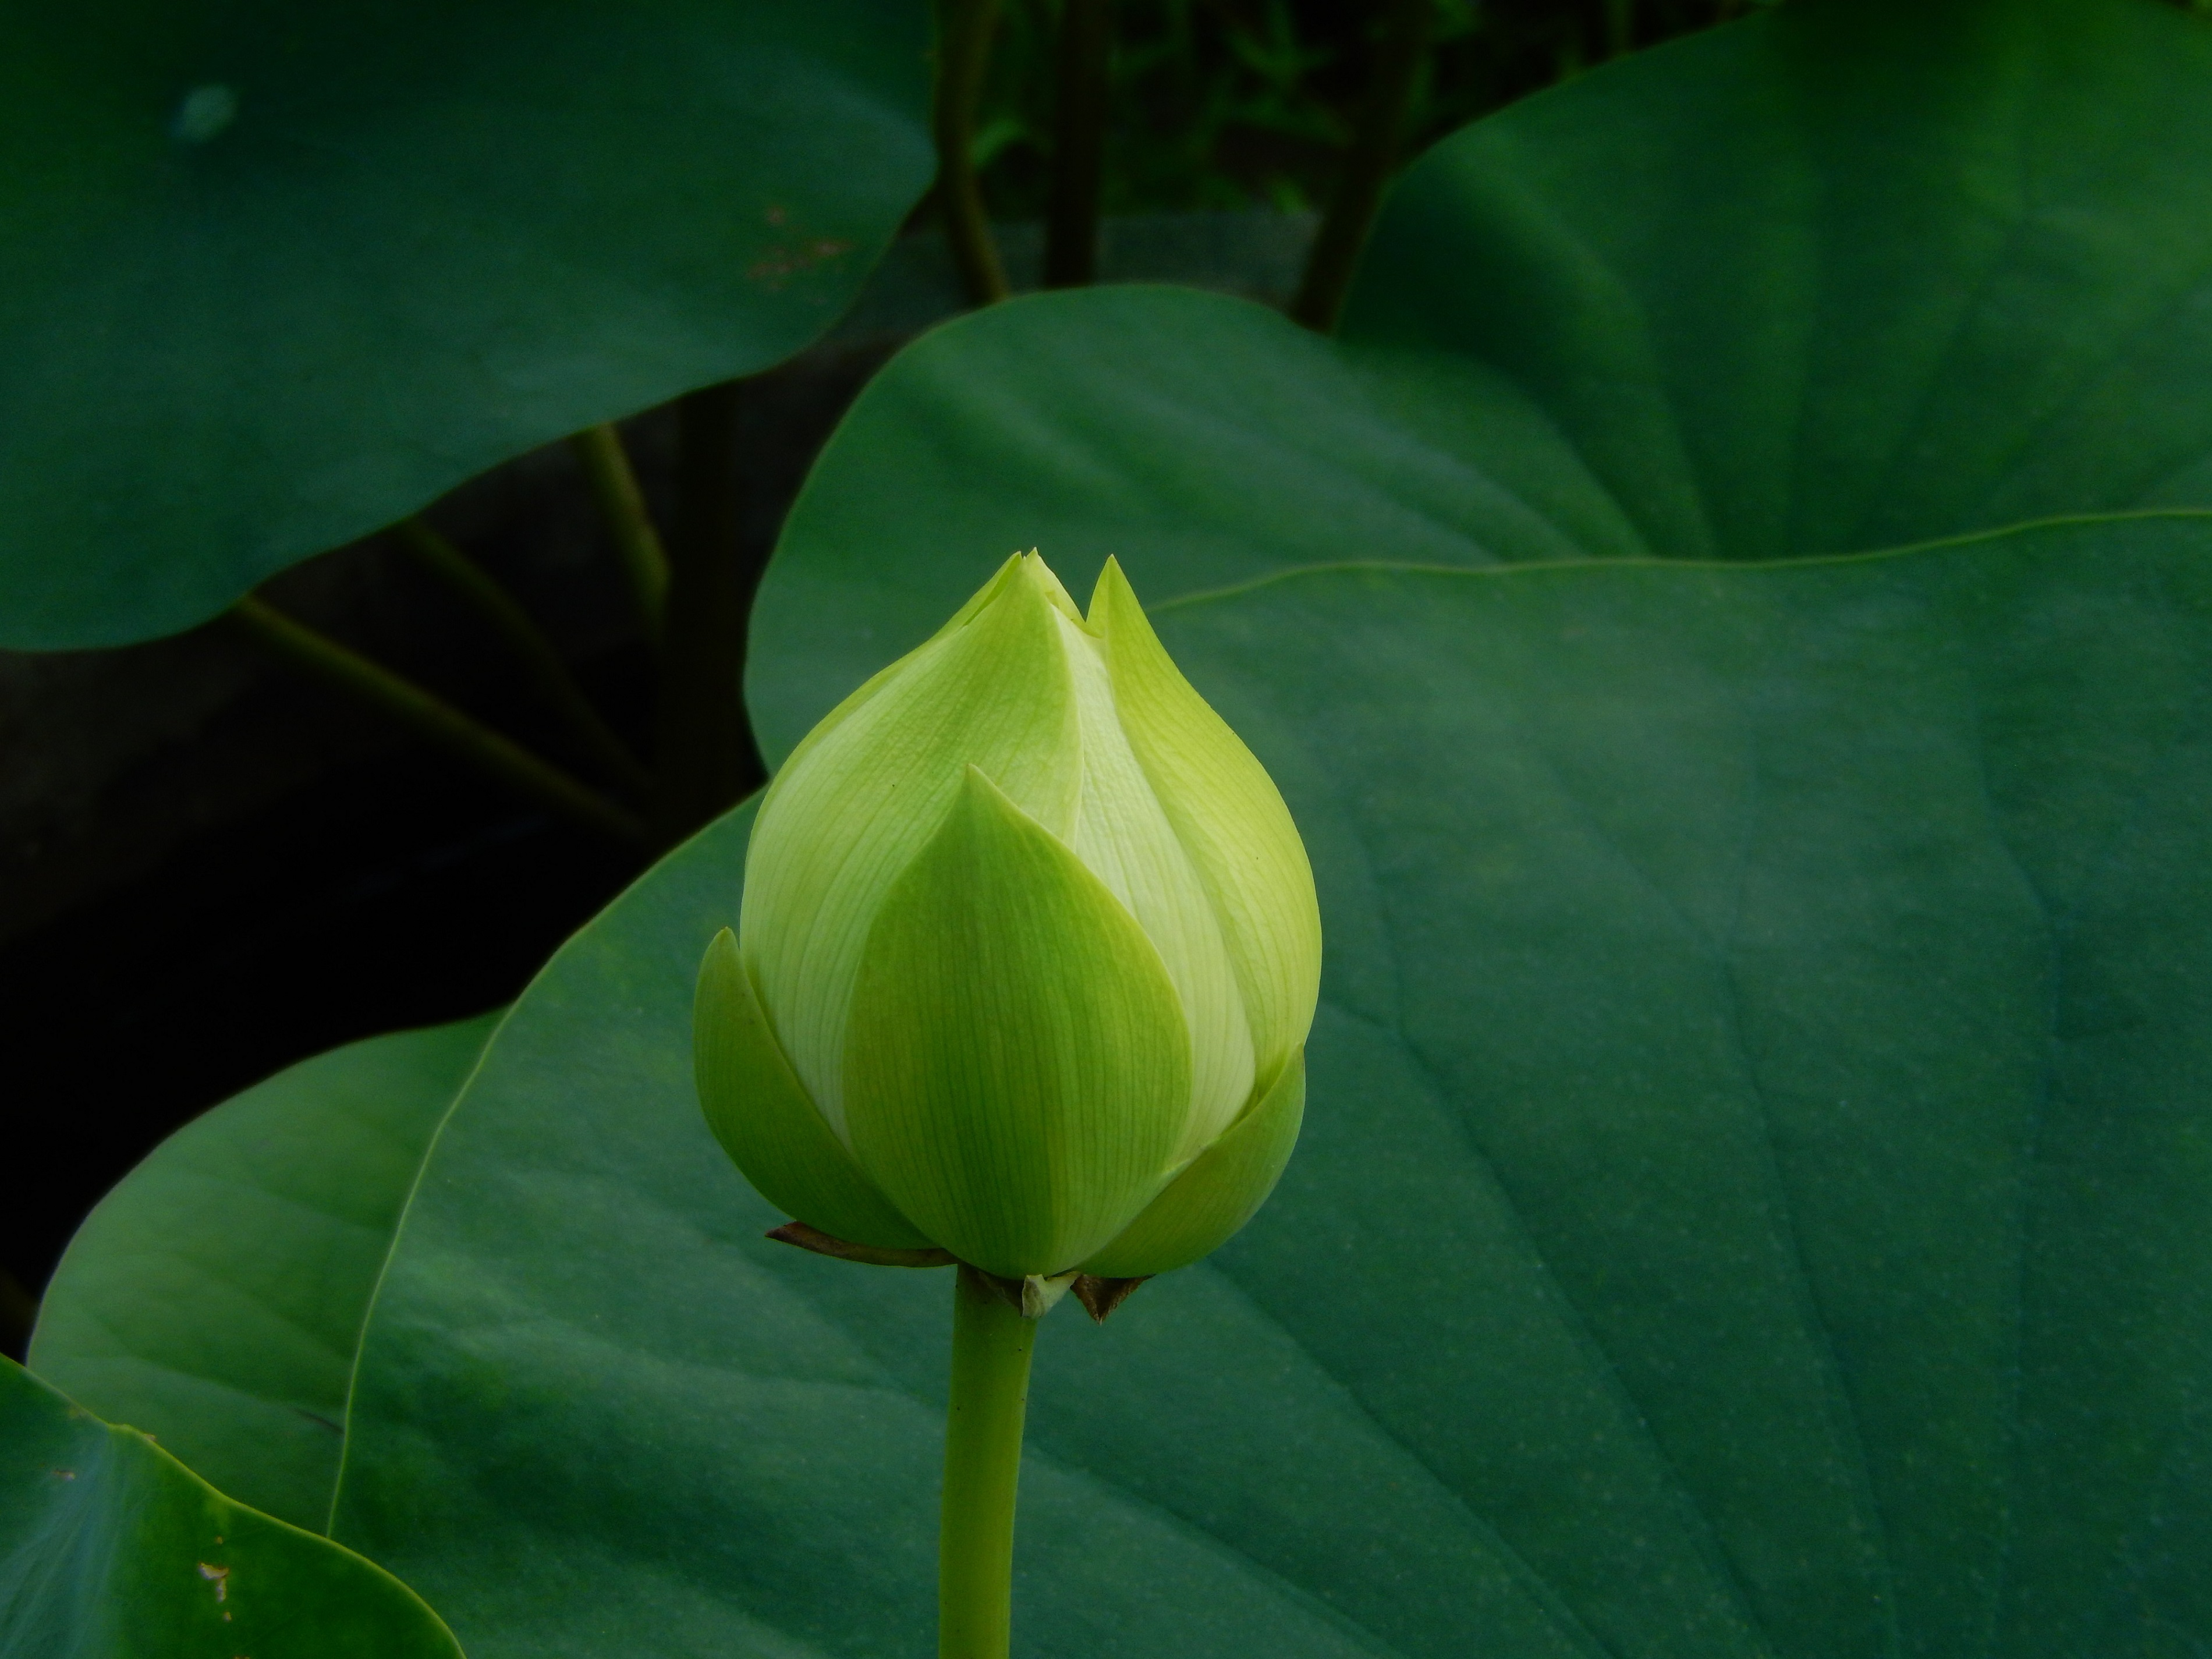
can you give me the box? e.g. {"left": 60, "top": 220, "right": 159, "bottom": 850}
{"left": 694, "top": 552, "right": 1320, "bottom": 1300}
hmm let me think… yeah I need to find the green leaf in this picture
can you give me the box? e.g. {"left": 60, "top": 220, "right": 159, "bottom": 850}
{"left": 0, "top": 0, "right": 931, "bottom": 650}
{"left": 0, "top": 1357, "right": 462, "bottom": 1658}
{"left": 336, "top": 518, "right": 2212, "bottom": 1656}
{"left": 29, "top": 1013, "right": 499, "bottom": 1532}
{"left": 749, "top": 0, "right": 2212, "bottom": 761}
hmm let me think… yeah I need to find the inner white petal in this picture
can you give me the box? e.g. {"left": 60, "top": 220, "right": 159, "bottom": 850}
{"left": 1055, "top": 611, "right": 1256, "bottom": 1162}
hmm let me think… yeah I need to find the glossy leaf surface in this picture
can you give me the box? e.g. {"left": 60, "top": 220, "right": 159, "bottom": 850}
{"left": 0, "top": 1357, "right": 461, "bottom": 1657}
{"left": 30, "top": 1014, "right": 499, "bottom": 1532}
{"left": 750, "top": 0, "right": 2212, "bottom": 761}
{"left": 0, "top": 0, "right": 931, "bottom": 649}
{"left": 339, "top": 519, "right": 2212, "bottom": 1656}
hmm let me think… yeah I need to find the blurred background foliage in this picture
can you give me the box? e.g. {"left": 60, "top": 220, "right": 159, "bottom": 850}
{"left": 972, "top": 0, "right": 1770, "bottom": 219}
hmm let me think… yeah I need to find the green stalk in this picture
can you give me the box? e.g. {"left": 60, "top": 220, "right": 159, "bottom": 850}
{"left": 230, "top": 594, "right": 650, "bottom": 848}
{"left": 940, "top": 1265, "right": 1035, "bottom": 1659}
{"left": 935, "top": 0, "right": 1010, "bottom": 306}
{"left": 568, "top": 423, "right": 671, "bottom": 640}
{"left": 1289, "top": 0, "right": 1438, "bottom": 334}
{"left": 1043, "top": 0, "right": 1114, "bottom": 289}
{"left": 650, "top": 381, "right": 768, "bottom": 841}
{"left": 393, "top": 517, "right": 652, "bottom": 797}
{"left": 1604, "top": 0, "right": 1634, "bottom": 58}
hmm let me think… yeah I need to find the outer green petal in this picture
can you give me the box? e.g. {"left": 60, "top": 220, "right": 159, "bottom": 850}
{"left": 1090, "top": 558, "right": 1322, "bottom": 1083}
{"left": 743, "top": 556, "right": 1084, "bottom": 1139}
{"left": 693, "top": 928, "right": 933, "bottom": 1250}
{"left": 1079, "top": 1047, "right": 1306, "bottom": 1278}
{"left": 842, "top": 766, "right": 1191, "bottom": 1278}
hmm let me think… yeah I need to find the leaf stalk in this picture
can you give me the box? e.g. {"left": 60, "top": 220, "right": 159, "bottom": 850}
{"left": 229, "top": 594, "right": 650, "bottom": 848}
{"left": 568, "top": 423, "right": 672, "bottom": 641}
{"left": 651, "top": 381, "right": 769, "bottom": 840}
{"left": 936, "top": 0, "right": 1011, "bottom": 306}
{"left": 394, "top": 517, "right": 652, "bottom": 796}
{"left": 1291, "top": 0, "right": 1438, "bottom": 334}
{"left": 1044, "top": 0, "right": 1114, "bottom": 288}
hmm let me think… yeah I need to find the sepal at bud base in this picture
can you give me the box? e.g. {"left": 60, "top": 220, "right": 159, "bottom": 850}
{"left": 1079, "top": 1047, "right": 1305, "bottom": 1279}
{"left": 694, "top": 928, "right": 931, "bottom": 1250}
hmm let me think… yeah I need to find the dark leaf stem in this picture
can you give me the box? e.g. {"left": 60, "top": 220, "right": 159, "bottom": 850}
{"left": 229, "top": 594, "right": 650, "bottom": 848}
{"left": 937, "top": 0, "right": 1011, "bottom": 306}
{"left": 651, "top": 381, "right": 769, "bottom": 841}
{"left": 393, "top": 517, "right": 653, "bottom": 797}
{"left": 568, "top": 423, "right": 672, "bottom": 643}
{"left": 1044, "top": 0, "right": 1114, "bottom": 288}
{"left": 1291, "top": 0, "right": 1438, "bottom": 333}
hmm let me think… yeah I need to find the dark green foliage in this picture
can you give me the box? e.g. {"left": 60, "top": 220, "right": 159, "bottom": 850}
{"left": 0, "top": 0, "right": 931, "bottom": 650}
{"left": 972, "top": 0, "right": 1753, "bottom": 217}
{"left": 16, "top": 2, "right": 2212, "bottom": 1653}
{"left": 0, "top": 1358, "right": 463, "bottom": 1657}
{"left": 755, "top": 0, "right": 2212, "bottom": 762}
{"left": 29, "top": 1015, "right": 498, "bottom": 1532}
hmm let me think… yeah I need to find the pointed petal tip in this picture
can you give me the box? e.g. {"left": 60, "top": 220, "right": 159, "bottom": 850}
{"left": 1087, "top": 554, "right": 1139, "bottom": 624}
{"left": 957, "top": 759, "right": 1008, "bottom": 808}
{"left": 1015, "top": 548, "right": 1082, "bottom": 621}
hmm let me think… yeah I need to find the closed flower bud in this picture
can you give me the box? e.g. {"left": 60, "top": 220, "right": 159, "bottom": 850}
{"left": 694, "top": 552, "right": 1320, "bottom": 1289}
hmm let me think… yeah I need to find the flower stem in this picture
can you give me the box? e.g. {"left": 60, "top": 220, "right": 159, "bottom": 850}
{"left": 940, "top": 1264, "right": 1034, "bottom": 1659}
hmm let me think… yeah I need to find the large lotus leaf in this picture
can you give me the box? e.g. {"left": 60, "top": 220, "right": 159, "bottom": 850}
{"left": 0, "top": 1357, "right": 461, "bottom": 1657}
{"left": 336, "top": 516, "right": 2212, "bottom": 1656}
{"left": 0, "top": 0, "right": 931, "bottom": 650}
{"left": 748, "top": 0, "right": 2212, "bottom": 761}
{"left": 30, "top": 1013, "right": 500, "bottom": 1532}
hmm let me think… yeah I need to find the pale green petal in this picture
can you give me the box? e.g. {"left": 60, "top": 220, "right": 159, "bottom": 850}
{"left": 842, "top": 766, "right": 1192, "bottom": 1278}
{"left": 1090, "top": 558, "right": 1322, "bottom": 1083}
{"left": 1078, "top": 1048, "right": 1306, "bottom": 1279}
{"left": 693, "top": 928, "right": 933, "bottom": 1250}
{"left": 742, "top": 556, "right": 1084, "bottom": 1139}
{"left": 758, "top": 554, "right": 1031, "bottom": 794}
{"left": 1020, "top": 547, "right": 1083, "bottom": 621}
{"left": 1053, "top": 605, "right": 1255, "bottom": 1161}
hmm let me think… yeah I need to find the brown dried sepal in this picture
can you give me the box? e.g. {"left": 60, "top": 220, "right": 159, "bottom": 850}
{"left": 766, "top": 1221, "right": 956, "bottom": 1268}
{"left": 1070, "top": 1274, "right": 1150, "bottom": 1323}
